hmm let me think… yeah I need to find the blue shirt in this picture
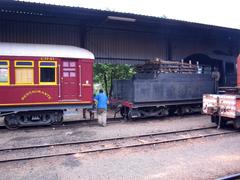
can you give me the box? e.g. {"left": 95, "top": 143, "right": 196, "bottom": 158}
{"left": 94, "top": 93, "right": 108, "bottom": 109}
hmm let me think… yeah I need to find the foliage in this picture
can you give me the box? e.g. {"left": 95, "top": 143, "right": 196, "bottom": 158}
{"left": 94, "top": 64, "right": 135, "bottom": 97}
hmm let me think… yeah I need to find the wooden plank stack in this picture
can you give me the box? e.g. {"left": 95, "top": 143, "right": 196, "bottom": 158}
{"left": 135, "top": 58, "right": 198, "bottom": 74}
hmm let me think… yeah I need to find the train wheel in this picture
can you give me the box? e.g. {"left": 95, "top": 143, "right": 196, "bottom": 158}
{"left": 127, "top": 109, "right": 141, "bottom": 120}
{"left": 168, "top": 107, "right": 176, "bottom": 116}
{"left": 216, "top": 119, "right": 227, "bottom": 127}
{"left": 120, "top": 107, "right": 129, "bottom": 120}
{"left": 176, "top": 107, "right": 183, "bottom": 116}
{"left": 4, "top": 115, "right": 19, "bottom": 130}
{"left": 211, "top": 115, "right": 218, "bottom": 123}
{"left": 233, "top": 118, "right": 240, "bottom": 129}
{"left": 120, "top": 107, "right": 125, "bottom": 117}
{"left": 51, "top": 111, "right": 63, "bottom": 125}
{"left": 212, "top": 115, "right": 227, "bottom": 127}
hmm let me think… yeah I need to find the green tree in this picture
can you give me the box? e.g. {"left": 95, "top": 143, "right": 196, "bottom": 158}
{"left": 94, "top": 64, "right": 135, "bottom": 97}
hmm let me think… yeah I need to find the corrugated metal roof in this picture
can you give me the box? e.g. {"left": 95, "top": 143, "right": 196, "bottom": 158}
{"left": 6, "top": 0, "right": 239, "bottom": 32}
{"left": 0, "top": 1, "right": 238, "bottom": 66}
{"left": 0, "top": 42, "right": 95, "bottom": 59}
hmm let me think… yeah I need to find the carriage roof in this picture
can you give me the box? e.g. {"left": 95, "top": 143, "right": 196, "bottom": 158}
{"left": 0, "top": 42, "right": 94, "bottom": 59}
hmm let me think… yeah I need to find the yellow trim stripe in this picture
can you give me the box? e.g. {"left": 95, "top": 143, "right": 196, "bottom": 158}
{"left": 9, "top": 84, "right": 58, "bottom": 86}
{"left": 39, "top": 61, "right": 57, "bottom": 67}
{"left": 0, "top": 84, "right": 59, "bottom": 87}
{"left": 14, "top": 60, "right": 34, "bottom": 67}
{"left": 0, "top": 60, "right": 9, "bottom": 67}
{"left": 0, "top": 101, "right": 92, "bottom": 107}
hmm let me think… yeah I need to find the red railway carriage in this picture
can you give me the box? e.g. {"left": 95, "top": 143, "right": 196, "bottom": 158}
{"left": 0, "top": 42, "right": 94, "bottom": 129}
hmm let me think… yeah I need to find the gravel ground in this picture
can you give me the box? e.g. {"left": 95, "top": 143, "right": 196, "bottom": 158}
{"left": 0, "top": 114, "right": 239, "bottom": 180}
{"left": 0, "top": 115, "right": 214, "bottom": 149}
{"left": 0, "top": 133, "right": 240, "bottom": 180}
{"left": 0, "top": 127, "right": 228, "bottom": 162}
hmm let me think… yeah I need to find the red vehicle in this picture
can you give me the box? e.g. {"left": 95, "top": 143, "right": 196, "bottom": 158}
{"left": 202, "top": 55, "right": 240, "bottom": 129}
{"left": 0, "top": 42, "right": 94, "bottom": 129}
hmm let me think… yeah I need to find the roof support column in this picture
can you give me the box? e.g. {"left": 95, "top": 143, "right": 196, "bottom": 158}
{"left": 80, "top": 26, "right": 87, "bottom": 48}
{"left": 166, "top": 39, "right": 172, "bottom": 60}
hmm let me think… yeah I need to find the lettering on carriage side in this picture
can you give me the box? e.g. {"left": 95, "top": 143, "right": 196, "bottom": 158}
{"left": 40, "top": 57, "right": 55, "bottom": 61}
{"left": 21, "top": 90, "right": 52, "bottom": 100}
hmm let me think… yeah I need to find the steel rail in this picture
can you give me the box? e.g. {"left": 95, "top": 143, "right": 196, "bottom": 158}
{"left": 0, "top": 126, "right": 217, "bottom": 152}
{"left": 217, "top": 173, "right": 240, "bottom": 180}
{"left": 0, "top": 126, "right": 237, "bottom": 163}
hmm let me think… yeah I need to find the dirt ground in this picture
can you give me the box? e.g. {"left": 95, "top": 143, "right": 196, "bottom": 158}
{"left": 0, "top": 115, "right": 240, "bottom": 180}
{"left": 0, "top": 114, "right": 213, "bottom": 149}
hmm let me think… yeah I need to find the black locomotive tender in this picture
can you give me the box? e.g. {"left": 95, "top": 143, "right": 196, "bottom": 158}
{"left": 112, "top": 59, "right": 215, "bottom": 119}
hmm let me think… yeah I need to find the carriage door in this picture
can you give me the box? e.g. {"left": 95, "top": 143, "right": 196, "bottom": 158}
{"left": 61, "top": 60, "right": 78, "bottom": 100}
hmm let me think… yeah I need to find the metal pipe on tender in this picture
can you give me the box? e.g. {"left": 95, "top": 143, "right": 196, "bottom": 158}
{"left": 237, "top": 55, "right": 240, "bottom": 87}
{"left": 189, "top": 60, "right": 192, "bottom": 67}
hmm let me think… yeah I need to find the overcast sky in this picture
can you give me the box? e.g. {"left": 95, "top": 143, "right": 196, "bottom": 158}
{"left": 19, "top": 0, "right": 240, "bottom": 29}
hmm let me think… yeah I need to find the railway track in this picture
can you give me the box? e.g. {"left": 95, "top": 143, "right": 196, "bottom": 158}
{"left": 0, "top": 126, "right": 238, "bottom": 163}
{"left": 217, "top": 172, "right": 240, "bottom": 180}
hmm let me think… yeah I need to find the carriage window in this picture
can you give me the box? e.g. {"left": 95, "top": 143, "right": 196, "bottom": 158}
{"left": 39, "top": 61, "right": 57, "bottom": 85}
{"left": 0, "top": 61, "right": 9, "bottom": 85}
{"left": 15, "top": 61, "right": 34, "bottom": 85}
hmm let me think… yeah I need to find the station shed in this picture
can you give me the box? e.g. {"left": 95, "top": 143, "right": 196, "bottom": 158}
{"left": 0, "top": 0, "right": 239, "bottom": 86}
